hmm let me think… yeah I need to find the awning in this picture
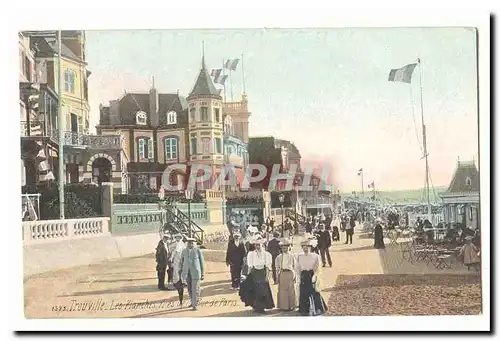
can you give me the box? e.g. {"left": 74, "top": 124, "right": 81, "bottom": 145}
{"left": 39, "top": 171, "right": 55, "bottom": 182}
{"left": 21, "top": 159, "right": 26, "bottom": 187}
{"left": 38, "top": 160, "right": 49, "bottom": 172}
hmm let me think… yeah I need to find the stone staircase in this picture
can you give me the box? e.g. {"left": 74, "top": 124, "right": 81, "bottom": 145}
{"left": 160, "top": 203, "right": 205, "bottom": 245}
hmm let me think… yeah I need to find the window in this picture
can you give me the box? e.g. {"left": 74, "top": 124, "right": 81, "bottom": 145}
{"left": 214, "top": 108, "right": 220, "bottom": 122}
{"left": 214, "top": 138, "right": 222, "bottom": 154}
{"left": 191, "top": 135, "right": 197, "bottom": 154}
{"left": 202, "top": 138, "right": 211, "bottom": 154}
{"left": 466, "top": 177, "right": 472, "bottom": 186}
{"left": 64, "top": 69, "right": 76, "bottom": 93}
{"left": 136, "top": 111, "right": 147, "bottom": 125}
{"left": 138, "top": 138, "right": 146, "bottom": 160}
{"left": 147, "top": 139, "right": 154, "bottom": 159}
{"left": 224, "top": 115, "right": 233, "bottom": 135}
{"left": 201, "top": 107, "right": 208, "bottom": 121}
{"left": 167, "top": 111, "right": 177, "bottom": 125}
{"left": 137, "top": 137, "right": 153, "bottom": 160}
{"left": 190, "top": 108, "right": 196, "bottom": 122}
{"left": 164, "top": 137, "right": 178, "bottom": 160}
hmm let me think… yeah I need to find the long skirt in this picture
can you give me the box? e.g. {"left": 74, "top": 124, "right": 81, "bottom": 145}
{"left": 239, "top": 268, "right": 275, "bottom": 311}
{"left": 298, "top": 270, "right": 327, "bottom": 316}
{"left": 277, "top": 270, "right": 296, "bottom": 310}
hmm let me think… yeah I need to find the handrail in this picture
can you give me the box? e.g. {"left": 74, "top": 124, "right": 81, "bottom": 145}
{"left": 162, "top": 204, "right": 204, "bottom": 244}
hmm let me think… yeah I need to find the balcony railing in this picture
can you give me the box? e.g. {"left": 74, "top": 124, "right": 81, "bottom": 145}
{"left": 223, "top": 101, "right": 248, "bottom": 111}
{"left": 63, "top": 132, "right": 123, "bottom": 149}
{"left": 20, "top": 120, "right": 58, "bottom": 143}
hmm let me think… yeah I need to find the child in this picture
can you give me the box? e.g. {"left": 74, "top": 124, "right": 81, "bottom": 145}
{"left": 458, "top": 236, "right": 480, "bottom": 271}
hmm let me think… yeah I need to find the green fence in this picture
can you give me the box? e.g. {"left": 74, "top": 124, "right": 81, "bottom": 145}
{"left": 111, "top": 203, "right": 210, "bottom": 235}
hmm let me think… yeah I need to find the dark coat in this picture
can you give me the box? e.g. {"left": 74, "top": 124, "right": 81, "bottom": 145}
{"left": 155, "top": 240, "right": 170, "bottom": 271}
{"left": 267, "top": 238, "right": 281, "bottom": 258}
{"left": 226, "top": 240, "right": 246, "bottom": 266}
{"left": 317, "top": 230, "right": 332, "bottom": 249}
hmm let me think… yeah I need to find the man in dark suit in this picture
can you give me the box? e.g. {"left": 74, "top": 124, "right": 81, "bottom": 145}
{"left": 266, "top": 232, "right": 281, "bottom": 285}
{"left": 317, "top": 224, "right": 332, "bottom": 267}
{"left": 155, "top": 234, "right": 171, "bottom": 290}
{"left": 225, "top": 232, "right": 246, "bottom": 290}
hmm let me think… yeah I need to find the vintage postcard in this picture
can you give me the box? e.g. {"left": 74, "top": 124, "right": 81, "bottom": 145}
{"left": 14, "top": 10, "right": 490, "bottom": 333}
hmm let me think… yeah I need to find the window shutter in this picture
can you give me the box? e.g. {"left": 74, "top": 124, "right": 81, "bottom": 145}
{"left": 148, "top": 138, "right": 154, "bottom": 159}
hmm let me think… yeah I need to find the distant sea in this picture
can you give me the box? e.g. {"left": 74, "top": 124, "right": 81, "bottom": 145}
{"left": 341, "top": 186, "right": 447, "bottom": 204}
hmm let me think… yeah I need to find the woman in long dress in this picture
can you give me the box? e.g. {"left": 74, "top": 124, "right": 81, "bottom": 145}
{"left": 373, "top": 218, "right": 385, "bottom": 249}
{"left": 296, "top": 240, "right": 328, "bottom": 316}
{"left": 275, "top": 238, "right": 297, "bottom": 311}
{"left": 170, "top": 233, "right": 186, "bottom": 307}
{"left": 459, "top": 236, "right": 480, "bottom": 271}
{"left": 239, "top": 237, "right": 275, "bottom": 314}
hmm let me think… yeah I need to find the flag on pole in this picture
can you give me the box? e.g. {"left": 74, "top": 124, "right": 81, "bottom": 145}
{"left": 388, "top": 63, "right": 417, "bottom": 83}
{"left": 368, "top": 181, "right": 375, "bottom": 189}
{"left": 357, "top": 168, "right": 363, "bottom": 176}
{"left": 210, "top": 68, "right": 222, "bottom": 79}
{"left": 215, "top": 74, "right": 228, "bottom": 85}
{"left": 224, "top": 59, "right": 239, "bottom": 71}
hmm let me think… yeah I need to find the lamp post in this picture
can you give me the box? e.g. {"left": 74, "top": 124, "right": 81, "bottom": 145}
{"left": 185, "top": 189, "right": 194, "bottom": 237}
{"left": 293, "top": 183, "right": 299, "bottom": 235}
{"left": 278, "top": 193, "right": 285, "bottom": 236}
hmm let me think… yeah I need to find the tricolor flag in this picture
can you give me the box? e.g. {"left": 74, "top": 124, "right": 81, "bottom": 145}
{"left": 388, "top": 63, "right": 417, "bottom": 84}
{"left": 357, "top": 168, "right": 363, "bottom": 176}
{"left": 215, "top": 74, "right": 228, "bottom": 85}
{"left": 210, "top": 68, "right": 222, "bottom": 79}
{"left": 224, "top": 58, "right": 239, "bottom": 71}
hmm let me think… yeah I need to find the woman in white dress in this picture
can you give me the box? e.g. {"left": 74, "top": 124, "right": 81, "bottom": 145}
{"left": 239, "top": 237, "right": 275, "bottom": 314}
{"left": 296, "top": 240, "right": 328, "bottom": 316}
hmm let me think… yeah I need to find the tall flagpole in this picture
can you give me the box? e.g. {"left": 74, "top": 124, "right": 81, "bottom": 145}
{"left": 241, "top": 53, "right": 246, "bottom": 94}
{"left": 361, "top": 169, "right": 364, "bottom": 197}
{"left": 222, "top": 58, "right": 227, "bottom": 102}
{"left": 57, "top": 30, "right": 65, "bottom": 219}
{"left": 229, "top": 67, "right": 234, "bottom": 101}
{"left": 417, "top": 58, "right": 431, "bottom": 220}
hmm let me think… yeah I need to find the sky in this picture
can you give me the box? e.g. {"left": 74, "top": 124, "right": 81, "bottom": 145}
{"left": 85, "top": 28, "right": 479, "bottom": 192}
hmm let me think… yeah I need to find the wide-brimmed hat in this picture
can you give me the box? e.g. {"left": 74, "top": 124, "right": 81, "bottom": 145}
{"left": 300, "top": 240, "right": 312, "bottom": 247}
{"left": 251, "top": 237, "right": 265, "bottom": 245}
{"left": 185, "top": 237, "right": 196, "bottom": 242}
{"left": 173, "top": 233, "right": 183, "bottom": 238}
{"left": 247, "top": 225, "right": 259, "bottom": 234}
{"left": 279, "top": 238, "right": 292, "bottom": 246}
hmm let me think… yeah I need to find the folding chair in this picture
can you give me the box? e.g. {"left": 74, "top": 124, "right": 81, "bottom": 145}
{"left": 435, "top": 254, "right": 452, "bottom": 270}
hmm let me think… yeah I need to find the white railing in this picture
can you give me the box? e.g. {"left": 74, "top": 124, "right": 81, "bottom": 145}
{"left": 23, "top": 217, "right": 111, "bottom": 245}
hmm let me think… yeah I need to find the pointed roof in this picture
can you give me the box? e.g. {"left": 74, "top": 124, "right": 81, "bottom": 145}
{"left": 445, "top": 161, "right": 479, "bottom": 194}
{"left": 188, "top": 57, "right": 221, "bottom": 99}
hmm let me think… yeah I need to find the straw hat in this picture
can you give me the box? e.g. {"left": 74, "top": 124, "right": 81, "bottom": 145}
{"left": 173, "top": 233, "right": 183, "bottom": 239}
{"left": 279, "top": 238, "right": 292, "bottom": 246}
{"left": 185, "top": 237, "right": 196, "bottom": 242}
{"left": 247, "top": 225, "right": 259, "bottom": 234}
{"left": 300, "top": 240, "right": 312, "bottom": 247}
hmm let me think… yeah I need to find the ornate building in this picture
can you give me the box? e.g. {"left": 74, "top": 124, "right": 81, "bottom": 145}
{"left": 187, "top": 57, "right": 225, "bottom": 189}
{"left": 440, "top": 160, "right": 480, "bottom": 230}
{"left": 97, "top": 87, "right": 189, "bottom": 193}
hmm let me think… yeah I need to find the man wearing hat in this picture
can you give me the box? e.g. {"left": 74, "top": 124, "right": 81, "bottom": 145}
{"left": 180, "top": 237, "right": 205, "bottom": 310}
{"left": 155, "top": 233, "right": 172, "bottom": 290}
{"left": 170, "top": 233, "right": 186, "bottom": 306}
{"left": 225, "top": 231, "right": 246, "bottom": 290}
{"left": 266, "top": 231, "right": 282, "bottom": 285}
{"left": 239, "top": 237, "right": 275, "bottom": 313}
{"left": 275, "top": 238, "right": 297, "bottom": 311}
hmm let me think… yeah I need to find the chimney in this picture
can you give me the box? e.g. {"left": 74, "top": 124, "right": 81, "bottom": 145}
{"left": 109, "top": 100, "right": 120, "bottom": 125}
{"left": 149, "top": 86, "right": 159, "bottom": 127}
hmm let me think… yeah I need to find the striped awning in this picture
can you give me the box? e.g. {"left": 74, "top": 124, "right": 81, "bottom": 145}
{"left": 21, "top": 159, "right": 26, "bottom": 187}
